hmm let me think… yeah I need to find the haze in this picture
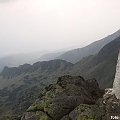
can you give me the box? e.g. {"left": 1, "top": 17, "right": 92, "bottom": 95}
{"left": 0, "top": 0, "right": 120, "bottom": 56}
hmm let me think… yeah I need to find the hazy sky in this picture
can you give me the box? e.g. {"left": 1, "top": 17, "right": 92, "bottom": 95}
{"left": 0, "top": 0, "right": 120, "bottom": 56}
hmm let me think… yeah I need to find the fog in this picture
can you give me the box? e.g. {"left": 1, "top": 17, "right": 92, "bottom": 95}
{"left": 0, "top": 0, "right": 120, "bottom": 56}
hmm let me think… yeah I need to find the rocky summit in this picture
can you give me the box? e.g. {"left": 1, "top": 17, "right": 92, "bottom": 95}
{"left": 21, "top": 75, "right": 104, "bottom": 120}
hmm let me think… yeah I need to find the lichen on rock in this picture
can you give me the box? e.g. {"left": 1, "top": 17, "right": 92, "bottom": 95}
{"left": 21, "top": 75, "right": 104, "bottom": 120}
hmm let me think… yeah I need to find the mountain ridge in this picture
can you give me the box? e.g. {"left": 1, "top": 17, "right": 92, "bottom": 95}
{"left": 1, "top": 59, "right": 73, "bottom": 79}
{"left": 57, "top": 29, "right": 120, "bottom": 63}
{"left": 70, "top": 36, "right": 120, "bottom": 88}
{"left": 0, "top": 30, "right": 120, "bottom": 118}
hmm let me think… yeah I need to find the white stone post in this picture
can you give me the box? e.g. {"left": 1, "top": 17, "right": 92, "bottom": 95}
{"left": 113, "top": 50, "right": 120, "bottom": 99}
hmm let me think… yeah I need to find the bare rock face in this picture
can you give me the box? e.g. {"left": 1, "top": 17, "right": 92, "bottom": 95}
{"left": 113, "top": 51, "right": 120, "bottom": 99}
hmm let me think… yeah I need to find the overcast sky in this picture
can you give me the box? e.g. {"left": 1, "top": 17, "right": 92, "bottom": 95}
{"left": 0, "top": 0, "right": 120, "bottom": 56}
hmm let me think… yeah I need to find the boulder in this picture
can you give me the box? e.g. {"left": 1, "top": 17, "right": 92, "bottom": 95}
{"left": 21, "top": 75, "right": 104, "bottom": 120}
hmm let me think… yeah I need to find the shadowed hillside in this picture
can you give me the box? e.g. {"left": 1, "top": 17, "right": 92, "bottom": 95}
{"left": 71, "top": 36, "right": 120, "bottom": 88}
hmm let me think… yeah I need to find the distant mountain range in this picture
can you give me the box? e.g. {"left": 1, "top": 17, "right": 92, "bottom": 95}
{"left": 57, "top": 29, "right": 120, "bottom": 63}
{"left": 0, "top": 29, "right": 120, "bottom": 117}
{"left": 0, "top": 30, "right": 119, "bottom": 73}
{"left": 32, "top": 51, "right": 65, "bottom": 63}
{"left": 0, "top": 51, "right": 48, "bottom": 72}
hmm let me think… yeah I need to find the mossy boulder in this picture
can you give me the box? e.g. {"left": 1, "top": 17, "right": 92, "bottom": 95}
{"left": 22, "top": 75, "right": 104, "bottom": 120}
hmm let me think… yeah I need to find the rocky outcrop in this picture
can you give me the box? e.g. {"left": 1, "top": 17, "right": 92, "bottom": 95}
{"left": 102, "top": 89, "right": 120, "bottom": 120}
{"left": 64, "top": 88, "right": 120, "bottom": 120}
{"left": 21, "top": 75, "right": 104, "bottom": 120}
